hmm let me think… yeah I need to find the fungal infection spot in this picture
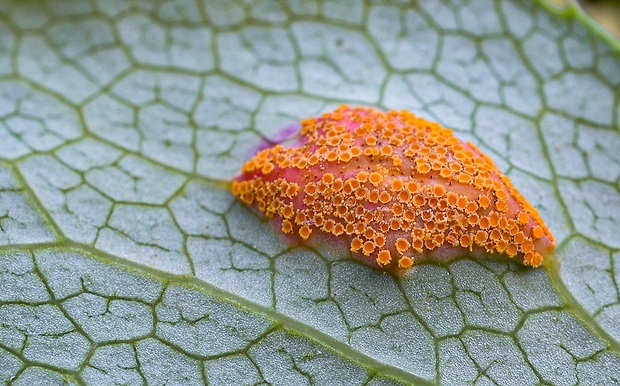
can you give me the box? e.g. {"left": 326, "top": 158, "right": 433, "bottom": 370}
{"left": 231, "top": 105, "right": 556, "bottom": 274}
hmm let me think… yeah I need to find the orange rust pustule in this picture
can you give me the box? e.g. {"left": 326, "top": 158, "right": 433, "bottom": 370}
{"left": 231, "top": 105, "right": 556, "bottom": 274}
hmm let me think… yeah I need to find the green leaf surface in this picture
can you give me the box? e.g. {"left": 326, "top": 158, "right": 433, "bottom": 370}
{"left": 1, "top": 0, "right": 619, "bottom": 384}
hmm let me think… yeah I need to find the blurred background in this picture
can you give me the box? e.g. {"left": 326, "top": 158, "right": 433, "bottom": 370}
{"left": 569, "top": 0, "right": 620, "bottom": 38}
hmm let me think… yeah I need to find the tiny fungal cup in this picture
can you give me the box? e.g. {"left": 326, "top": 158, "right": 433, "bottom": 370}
{"left": 232, "top": 105, "right": 556, "bottom": 274}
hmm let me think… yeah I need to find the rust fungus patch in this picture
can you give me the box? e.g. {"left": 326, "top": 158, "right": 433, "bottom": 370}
{"left": 232, "top": 105, "right": 556, "bottom": 274}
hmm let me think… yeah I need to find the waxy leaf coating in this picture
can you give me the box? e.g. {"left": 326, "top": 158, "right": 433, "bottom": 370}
{"left": 232, "top": 106, "right": 556, "bottom": 273}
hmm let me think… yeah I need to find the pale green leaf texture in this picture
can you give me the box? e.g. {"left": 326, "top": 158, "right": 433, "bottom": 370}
{"left": 0, "top": 0, "right": 619, "bottom": 385}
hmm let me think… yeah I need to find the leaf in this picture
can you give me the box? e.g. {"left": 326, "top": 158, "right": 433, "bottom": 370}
{"left": 0, "top": 0, "right": 619, "bottom": 384}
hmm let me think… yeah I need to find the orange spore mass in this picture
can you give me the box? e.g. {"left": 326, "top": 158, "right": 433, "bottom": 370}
{"left": 232, "top": 105, "right": 556, "bottom": 274}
